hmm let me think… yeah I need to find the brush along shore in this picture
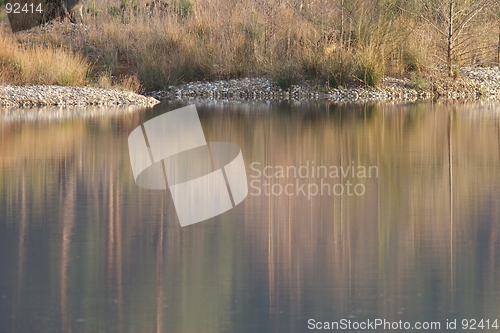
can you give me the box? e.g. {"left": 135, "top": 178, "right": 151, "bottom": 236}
{"left": 1, "top": 66, "right": 500, "bottom": 108}
{"left": 148, "top": 67, "right": 500, "bottom": 103}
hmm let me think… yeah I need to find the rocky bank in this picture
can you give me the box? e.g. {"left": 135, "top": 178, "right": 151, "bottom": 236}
{"left": 0, "top": 85, "right": 160, "bottom": 108}
{"left": 148, "top": 67, "right": 500, "bottom": 103}
{"left": 1, "top": 67, "right": 500, "bottom": 108}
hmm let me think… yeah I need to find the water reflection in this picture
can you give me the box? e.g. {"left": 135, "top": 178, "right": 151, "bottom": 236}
{"left": 1, "top": 101, "right": 500, "bottom": 333}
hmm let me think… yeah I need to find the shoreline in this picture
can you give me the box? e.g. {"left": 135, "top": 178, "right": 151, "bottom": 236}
{"left": 148, "top": 77, "right": 431, "bottom": 103}
{"left": 0, "top": 85, "right": 160, "bottom": 108}
{"left": 149, "top": 67, "right": 500, "bottom": 103}
{"left": 1, "top": 67, "right": 500, "bottom": 108}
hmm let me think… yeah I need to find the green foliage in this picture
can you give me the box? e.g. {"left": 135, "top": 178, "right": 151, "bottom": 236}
{"left": 356, "top": 61, "right": 383, "bottom": 87}
{"left": 136, "top": 37, "right": 212, "bottom": 90}
{"left": 174, "top": 0, "right": 193, "bottom": 18}
{"left": 272, "top": 63, "right": 301, "bottom": 90}
{"left": 238, "top": 21, "right": 264, "bottom": 42}
{"left": 120, "top": 0, "right": 140, "bottom": 13}
{"left": 108, "top": 6, "right": 121, "bottom": 17}
{"left": 355, "top": 50, "right": 384, "bottom": 87}
{"left": 85, "top": 1, "right": 100, "bottom": 17}
{"left": 403, "top": 49, "right": 424, "bottom": 73}
{"left": 323, "top": 55, "right": 355, "bottom": 88}
{"left": 407, "top": 72, "right": 428, "bottom": 91}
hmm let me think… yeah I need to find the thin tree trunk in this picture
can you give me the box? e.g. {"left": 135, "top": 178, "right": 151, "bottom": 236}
{"left": 339, "top": 0, "right": 344, "bottom": 84}
{"left": 497, "top": 30, "right": 500, "bottom": 67}
{"left": 340, "top": 0, "right": 344, "bottom": 49}
{"left": 447, "top": 0, "right": 454, "bottom": 77}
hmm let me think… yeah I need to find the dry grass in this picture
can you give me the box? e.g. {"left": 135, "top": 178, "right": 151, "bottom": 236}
{"left": 0, "top": 33, "right": 88, "bottom": 86}
{"left": 2, "top": 0, "right": 499, "bottom": 90}
{"left": 75, "top": 0, "right": 413, "bottom": 90}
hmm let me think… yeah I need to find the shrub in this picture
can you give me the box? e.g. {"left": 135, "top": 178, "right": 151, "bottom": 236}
{"left": 0, "top": 36, "right": 88, "bottom": 86}
{"left": 407, "top": 72, "right": 428, "bottom": 91}
{"left": 356, "top": 61, "right": 384, "bottom": 87}
{"left": 272, "top": 62, "right": 301, "bottom": 90}
{"left": 319, "top": 52, "right": 356, "bottom": 88}
{"left": 355, "top": 48, "right": 384, "bottom": 87}
{"left": 174, "top": 0, "right": 194, "bottom": 18}
{"left": 402, "top": 49, "right": 424, "bottom": 73}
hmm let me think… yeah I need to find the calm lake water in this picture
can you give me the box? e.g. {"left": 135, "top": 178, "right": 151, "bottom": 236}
{"left": 1, "top": 100, "right": 500, "bottom": 333}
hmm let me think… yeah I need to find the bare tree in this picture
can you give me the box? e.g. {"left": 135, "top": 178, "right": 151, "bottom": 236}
{"left": 491, "top": 3, "right": 500, "bottom": 66}
{"left": 413, "top": 0, "right": 494, "bottom": 76}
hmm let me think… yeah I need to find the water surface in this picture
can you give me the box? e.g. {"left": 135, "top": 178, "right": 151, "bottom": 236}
{"left": 1, "top": 101, "right": 500, "bottom": 333}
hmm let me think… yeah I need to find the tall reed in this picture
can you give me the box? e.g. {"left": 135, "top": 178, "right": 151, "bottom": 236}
{"left": 4, "top": 0, "right": 500, "bottom": 89}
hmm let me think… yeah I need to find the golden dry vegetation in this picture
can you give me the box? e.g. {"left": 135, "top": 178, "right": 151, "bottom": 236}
{"left": 0, "top": 0, "right": 499, "bottom": 90}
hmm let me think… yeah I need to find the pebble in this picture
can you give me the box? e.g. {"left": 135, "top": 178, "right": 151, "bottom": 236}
{"left": 0, "top": 85, "right": 160, "bottom": 108}
{"left": 147, "top": 77, "right": 431, "bottom": 103}
{"left": 2, "top": 67, "right": 500, "bottom": 108}
{"left": 433, "top": 67, "right": 500, "bottom": 100}
{"left": 147, "top": 67, "right": 500, "bottom": 103}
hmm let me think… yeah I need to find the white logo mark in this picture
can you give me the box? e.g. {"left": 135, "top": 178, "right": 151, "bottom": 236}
{"left": 128, "top": 105, "right": 248, "bottom": 227}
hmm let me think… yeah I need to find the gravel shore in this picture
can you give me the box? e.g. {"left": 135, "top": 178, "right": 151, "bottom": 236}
{"left": 0, "top": 85, "right": 160, "bottom": 108}
{"left": 1, "top": 67, "right": 500, "bottom": 108}
{"left": 147, "top": 77, "right": 430, "bottom": 103}
{"left": 433, "top": 67, "right": 500, "bottom": 99}
{"left": 148, "top": 67, "right": 500, "bottom": 103}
